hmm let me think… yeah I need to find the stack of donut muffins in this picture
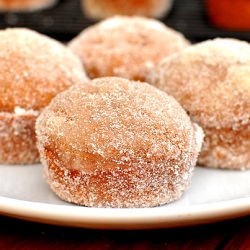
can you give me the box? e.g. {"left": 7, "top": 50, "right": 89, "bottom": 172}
{"left": 0, "top": 4, "right": 249, "bottom": 208}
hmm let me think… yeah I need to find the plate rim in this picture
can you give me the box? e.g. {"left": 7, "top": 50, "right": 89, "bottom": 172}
{"left": 0, "top": 195, "right": 249, "bottom": 229}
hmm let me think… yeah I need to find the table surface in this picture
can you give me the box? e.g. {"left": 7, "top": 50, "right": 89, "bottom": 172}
{"left": 0, "top": 215, "right": 250, "bottom": 249}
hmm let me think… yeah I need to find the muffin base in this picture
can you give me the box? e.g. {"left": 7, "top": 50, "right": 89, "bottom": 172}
{"left": 198, "top": 125, "right": 250, "bottom": 170}
{"left": 0, "top": 109, "right": 39, "bottom": 164}
{"left": 42, "top": 147, "right": 195, "bottom": 208}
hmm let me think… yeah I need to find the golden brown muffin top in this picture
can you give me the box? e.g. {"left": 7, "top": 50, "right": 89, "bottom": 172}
{"left": 37, "top": 77, "right": 202, "bottom": 171}
{"left": 149, "top": 38, "right": 250, "bottom": 129}
{"left": 0, "top": 28, "right": 86, "bottom": 113}
{"left": 69, "top": 16, "right": 189, "bottom": 81}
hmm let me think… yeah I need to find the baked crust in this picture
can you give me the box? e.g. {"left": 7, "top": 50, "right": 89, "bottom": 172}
{"left": 37, "top": 77, "right": 203, "bottom": 207}
{"left": 0, "top": 28, "right": 86, "bottom": 164}
{"left": 69, "top": 16, "right": 189, "bottom": 82}
{"left": 0, "top": 110, "right": 39, "bottom": 164}
{"left": 149, "top": 38, "right": 250, "bottom": 169}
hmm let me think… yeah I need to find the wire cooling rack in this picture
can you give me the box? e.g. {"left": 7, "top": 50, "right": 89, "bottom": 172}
{"left": 0, "top": 0, "right": 250, "bottom": 41}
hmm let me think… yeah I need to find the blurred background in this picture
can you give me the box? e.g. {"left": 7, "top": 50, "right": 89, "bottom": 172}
{"left": 0, "top": 0, "right": 250, "bottom": 42}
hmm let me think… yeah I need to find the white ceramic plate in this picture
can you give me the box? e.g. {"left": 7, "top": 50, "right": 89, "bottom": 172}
{"left": 0, "top": 164, "right": 249, "bottom": 229}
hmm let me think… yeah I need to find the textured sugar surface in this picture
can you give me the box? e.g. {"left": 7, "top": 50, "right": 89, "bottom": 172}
{"left": 149, "top": 38, "right": 250, "bottom": 129}
{"left": 0, "top": 109, "right": 39, "bottom": 164}
{"left": 0, "top": 28, "right": 86, "bottom": 164}
{"left": 83, "top": 0, "right": 172, "bottom": 19}
{"left": 0, "top": 28, "right": 86, "bottom": 113}
{"left": 199, "top": 125, "right": 250, "bottom": 170}
{"left": 37, "top": 77, "right": 203, "bottom": 207}
{"left": 0, "top": 0, "right": 57, "bottom": 11}
{"left": 69, "top": 16, "right": 189, "bottom": 81}
{"left": 149, "top": 38, "right": 250, "bottom": 169}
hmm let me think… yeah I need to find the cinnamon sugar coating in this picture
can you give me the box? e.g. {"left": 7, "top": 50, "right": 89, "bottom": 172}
{"left": 68, "top": 16, "right": 189, "bottom": 82}
{"left": 0, "top": 28, "right": 86, "bottom": 164}
{"left": 149, "top": 38, "right": 250, "bottom": 169}
{"left": 82, "top": 0, "right": 173, "bottom": 19}
{"left": 36, "top": 77, "right": 203, "bottom": 208}
{"left": 0, "top": 0, "right": 57, "bottom": 11}
{"left": 0, "top": 110, "right": 39, "bottom": 164}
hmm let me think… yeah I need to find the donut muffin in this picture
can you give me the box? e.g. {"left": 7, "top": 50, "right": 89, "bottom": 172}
{"left": 69, "top": 16, "right": 190, "bottom": 82}
{"left": 36, "top": 77, "right": 203, "bottom": 208}
{"left": 0, "top": 0, "right": 57, "bottom": 12}
{"left": 149, "top": 38, "right": 250, "bottom": 170}
{"left": 0, "top": 28, "right": 86, "bottom": 164}
{"left": 82, "top": 0, "right": 173, "bottom": 19}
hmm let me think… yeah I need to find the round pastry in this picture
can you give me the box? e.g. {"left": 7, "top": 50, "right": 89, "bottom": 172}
{"left": 0, "top": 28, "right": 86, "bottom": 164}
{"left": 0, "top": 0, "right": 57, "bottom": 12}
{"left": 36, "top": 77, "right": 203, "bottom": 208}
{"left": 68, "top": 16, "right": 190, "bottom": 82}
{"left": 82, "top": 0, "right": 173, "bottom": 19}
{"left": 148, "top": 38, "right": 250, "bottom": 170}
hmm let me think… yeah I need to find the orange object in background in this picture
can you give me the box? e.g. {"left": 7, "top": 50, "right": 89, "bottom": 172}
{"left": 206, "top": 0, "right": 250, "bottom": 31}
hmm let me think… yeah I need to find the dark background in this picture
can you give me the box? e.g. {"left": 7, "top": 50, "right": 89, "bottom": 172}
{"left": 0, "top": 215, "right": 250, "bottom": 249}
{"left": 0, "top": 0, "right": 250, "bottom": 42}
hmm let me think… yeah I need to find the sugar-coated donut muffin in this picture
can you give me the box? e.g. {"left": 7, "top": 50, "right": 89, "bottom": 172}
{"left": 0, "top": 28, "right": 86, "bottom": 164}
{"left": 0, "top": 0, "right": 57, "bottom": 12}
{"left": 69, "top": 16, "right": 190, "bottom": 82}
{"left": 36, "top": 77, "right": 203, "bottom": 208}
{"left": 82, "top": 0, "right": 173, "bottom": 19}
{"left": 149, "top": 38, "right": 250, "bottom": 170}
